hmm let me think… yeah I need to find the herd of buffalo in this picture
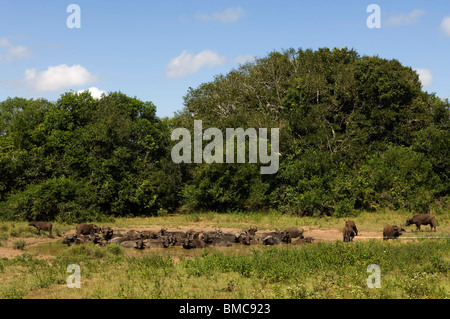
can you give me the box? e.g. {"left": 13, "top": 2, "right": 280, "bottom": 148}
{"left": 26, "top": 213, "right": 438, "bottom": 250}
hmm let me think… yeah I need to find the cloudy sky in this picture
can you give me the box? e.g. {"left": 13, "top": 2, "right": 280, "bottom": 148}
{"left": 1, "top": 0, "right": 449, "bottom": 118}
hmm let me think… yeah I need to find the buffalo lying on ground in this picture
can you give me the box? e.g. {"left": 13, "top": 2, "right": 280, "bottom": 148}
{"left": 76, "top": 224, "right": 100, "bottom": 236}
{"left": 405, "top": 214, "right": 436, "bottom": 232}
{"left": 62, "top": 234, "right": 99, "bottom": 246}
{"left": 237, "top": 231, "right": 260, "bottom": 245}
{"left": 259, "top": 231, "right": 291, "bottom": 244}
{"left": 383, "top": 225, "right": 406, "bottom": 240}
{"left": 262, "top": 235, "right": 281, "bottom": 245}
{"left": 125, "top": 229, "right": 142, "bottom": 240}
{"left": 291, "top": 237, "right": 313, "bottom": 245}
{"left": 101, "top": 227, "right": 114, "bottom": 243}
{"left": 183, "top": 233, "right": 207, "bottom": 249}
{"left": 28, "top": 221, "right": 53, "bottom": 237}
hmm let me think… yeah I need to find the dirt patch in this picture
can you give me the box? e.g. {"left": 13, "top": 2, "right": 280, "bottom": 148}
{"left": 0, "top": 247, "right": 24, "bottom": 258}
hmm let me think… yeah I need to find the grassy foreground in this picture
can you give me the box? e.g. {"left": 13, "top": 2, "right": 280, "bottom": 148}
{"left": 0, "top": 210, "right": 449, "bottom": 299}
{"left": 0, "top": 240, "right": 449, "bottom": 299}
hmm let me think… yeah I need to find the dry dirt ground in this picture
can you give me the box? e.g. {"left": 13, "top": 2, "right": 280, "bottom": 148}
{"left": 0, "top": 224, "right": 383, "bottom": 259}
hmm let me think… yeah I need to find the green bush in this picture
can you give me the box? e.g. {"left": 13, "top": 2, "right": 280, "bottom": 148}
{"left": 12, "top": 239, "right": 26, "bottom": 250}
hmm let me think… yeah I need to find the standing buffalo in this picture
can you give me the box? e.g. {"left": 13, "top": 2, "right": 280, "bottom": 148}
{"left": 284, "top": 227, "right": 304, "bottom": 239}
{"left": 76, "top": 224, "right": 100, "bottom": 236}
{"left": 342, "top": 225, "right": 356, "bottom": 242}
{"left": 345, "top": 221, "right": 358, "bottom": 236}
{"left": 28, "top": 221, "right": 53, "bottom": 237}
{"left": 383, "top": 225, "right": 405, "bottom": 240}
{"left": 405, "top": 214, "right": 436, "bottom": 232}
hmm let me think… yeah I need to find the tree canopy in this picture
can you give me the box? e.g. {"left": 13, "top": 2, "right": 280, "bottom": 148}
{"left": 1, "top": 47, "right": 449, "bottom": 221}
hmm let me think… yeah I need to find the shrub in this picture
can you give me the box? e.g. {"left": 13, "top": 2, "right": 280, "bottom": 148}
{"left": 12, "top": 239, "right": 26, "bottom": 250}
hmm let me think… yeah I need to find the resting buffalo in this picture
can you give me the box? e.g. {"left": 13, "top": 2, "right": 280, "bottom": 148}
{"left": 141, "top": 230, "right": 159, "bottom": 239}
{"left": 237, "top": 231, "right": 260, "bottom": 245}
{"left": 342, "top": 225, "right": 356, "bottom": 242}
{"left": 126, "top": 229, "right": 142, "bottom": 240}
{"left": 405, "top": 214, "right": 436, "bottom": 232}
{"left": 28, "top": 221, "right": 53, "bottom": 237}
{"left": 139, "top": 236, "right": 173, "bottom": 249}
{"left": 383, "top": 225, "right": 405, "bottom": 240}
{"left": 101, "top": 227, "right": 114, "bottom": 242}
{"left": 62, "top": 234, "right": 87, "bottom": 246}
{"left": 183, "top": 233, "right": 207, "bottom": 249}
{"left": 76, "top": 224, "right": 100, "bottom": 236}
{"left": 259, "top": 231, "right": 290, "bottom": 244}
{"left": 262, "top": 235, "right": 281, "bottom": 245}
{"left": 345, "top": 221, "right": 358, "bottom": 236}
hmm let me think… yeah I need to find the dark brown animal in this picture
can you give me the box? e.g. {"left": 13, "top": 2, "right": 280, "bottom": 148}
{"left": 258, "top": 231, "right": 290, "bottom": 243}
{"left": 405, "top": 214, "right": 436, "bottom": 232}
{"left": 141, "top": 230, "right": 159, "bottom": 239}
{"left": 28, "top": 221, "right": 52, "bottom": 237}
{"left": 76, "top": 224, "right": 100, "bottom": 236}
{"left": 142, "top": 236, "right": 173, "bottom": 248}
{"left": 345, "top": 221, "right": 358, "bottom": 236}
{"left": 262, "top": 235, "right": 281, "bottom": 245}
{"left": 247, "top": 226, "right": 258, "bottom": 236}
{"left": 62, "top": 234, "right": 87, "bottom": 246}
{"left": 183, "top": 233, "right": 207, "bottom": 249}
{"left": 342, "top": 225, "right": 356, "bottom": 242}
{"left": 125, "top": 229, "right": 142, "bottom": 240}
{"left": 101, "top": 227, "right": 114, "bottom": 242}
{"left": 284, "top": 227, "right": 304, "bottom": 239}
{"left": 383, "top": 225, "right": 406, "bottom": 240}
{"left": 135, "top": 239, "right": 146, "bottom": 249}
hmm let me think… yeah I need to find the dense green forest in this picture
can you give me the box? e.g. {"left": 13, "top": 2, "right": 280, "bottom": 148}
{"left": 0, "top": 47, "right": 449, "bottom": 222}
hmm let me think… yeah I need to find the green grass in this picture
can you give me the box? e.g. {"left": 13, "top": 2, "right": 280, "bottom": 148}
{"left": 1, "top": 209, "right": 449, "bottom": 299}
{"left": 1, "top": 239, "right": 448, "bottom": 299}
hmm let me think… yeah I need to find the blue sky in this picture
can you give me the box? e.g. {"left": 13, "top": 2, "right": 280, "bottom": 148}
{"left": 1, "top": 0, "right": 449, "bottom": 118}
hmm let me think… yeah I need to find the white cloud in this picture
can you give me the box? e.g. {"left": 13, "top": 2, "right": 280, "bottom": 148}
{"left": 77, "top": 87, "right": 107, "bottom": 99}
{"left": 385, "top": 9, "right": 425, "bottom": 26}
{"left": 23, "top": 64, "right": 96, "bottom": 91}
{"left": 166, "top": 50, "right": 226, "bottom": 78}
{"left": 234, "top": 54, "right": 256, "bottom": 65}
{"left": 414, "top": 68, "right": 433, "bottom": 87}
{"left": 0, "top": 37, "right": 11, "bottom": 47}
{"left": 196, "top": 7, "right": 245, "bottom": 23}
{"left": 0, "top": 37, "right": 32, "bottom": 61}
{"left": 440, "top": 16, "right": 450, "bottom": 36}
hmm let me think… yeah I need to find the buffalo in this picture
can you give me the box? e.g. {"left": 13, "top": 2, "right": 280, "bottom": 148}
{"left": 62, "top": 234, "right": 87, "bottom": 246}
{"left": 125, "top": 229, "right": 142, "bottom": 240}
{"left": 345, "top": 221, "right": 358, "bottom": 236}
{"left": 101, "top": 227, "right": 114, "bottom": 242}
{"left": 76, "top": 224, "right": 100, "bottom": 236}
{"left": 383, "top": 225, "right": 406, "bottom": 240}
{"left": 183, "top": 233, "right": 207, "bottom": 249}
{"left": 342, "top": 225, "right": 356, "bottom": 242}
{"left": 28, "top": 221, "right": 53, "bottom": 237}
{"left": 405, "top": 214, "right": 436, "bottom": 232}
{"left": 262, "top": 235, "right": 281, "bottom": 245}
{"left": 284, "top": 227, "right": 304, "bottom": 239}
